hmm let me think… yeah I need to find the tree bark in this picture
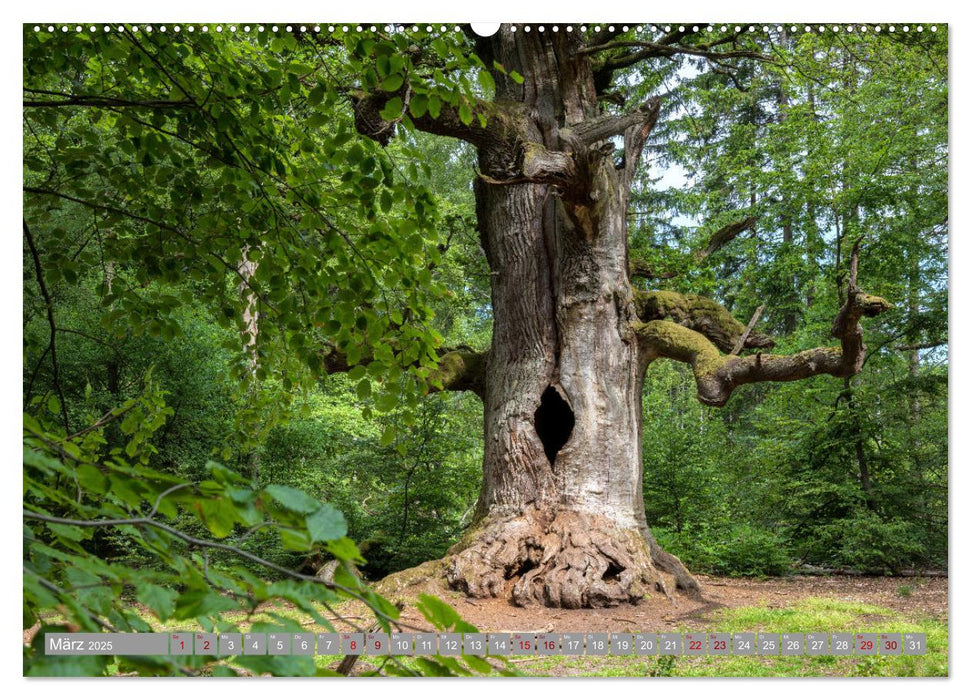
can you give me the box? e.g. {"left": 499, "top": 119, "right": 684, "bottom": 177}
{"left": 432, "top": 30, "right": 698, "bottom": 607}
{"left": 350, "top": 26, "right": 888, "bottom": 609}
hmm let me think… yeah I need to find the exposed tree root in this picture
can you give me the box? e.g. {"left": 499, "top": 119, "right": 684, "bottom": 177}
{"left": 445, "top": 507, "right": 700, "bottom": 609}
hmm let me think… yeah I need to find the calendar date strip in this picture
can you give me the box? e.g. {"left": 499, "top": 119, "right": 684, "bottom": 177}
{"left": 44, "top": 631, "right": 927, "bottom": 656}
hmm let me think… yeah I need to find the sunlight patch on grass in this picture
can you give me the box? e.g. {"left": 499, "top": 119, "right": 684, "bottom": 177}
{"left": 707, "top": 597, "right": 896, "bottom": 633}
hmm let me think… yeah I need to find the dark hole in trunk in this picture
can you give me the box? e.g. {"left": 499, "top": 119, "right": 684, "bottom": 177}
{"left": 534, "top": 385, "right": 575, "bottom": 467}
{"left": 506, "top": 558, "right": 537, "bottom": 581}
{"left": 602, "top": 561, "right": 625, "bottom": 582}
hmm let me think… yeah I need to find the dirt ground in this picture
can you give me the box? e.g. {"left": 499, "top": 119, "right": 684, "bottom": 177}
{"left": 367, "top": 564, "right": 948, "bottom": 634}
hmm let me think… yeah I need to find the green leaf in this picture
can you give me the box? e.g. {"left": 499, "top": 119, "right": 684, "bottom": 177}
{"left": 414, "top": 658, "right": 455, "bottom": 676}
{"left": 414, "top": 594, "right": 479, "bottom": 634}
{"left": 477, "top": 70, "right": 496, "bottom": 94}
{"left": 280, "top": 528, "right": 313, "bottom": 552}
{"left": 346, "top": 143, "right": 364, "bottom": 164}
{"left": 381, "top": 74, "right": 404, "bottom": 92}
{"left": 375, "top": 391, "right": 398, "bottom": 412}
{"left": 26, "top": 653, "right": 109, "bottom": 677}
{"left": 409, "top": 93, "right": 428, "bottom": 118}
{"left": 264, "top": 484, "right": 321, "bottom": 514}
{"left": 324, "top": 537, "right": 365, "bottom": 563}
{"left": 305, "top": 504, "right": 348, "bottom": 542}
{"left": 458, "top": 102, "right": 473, "bottom": 126}
{"left": 307, "top": 84, "right": 325, "bottom": 105}
{"left": 108, "top": 475, "right": 143, "bottom": 509}
{"left": 416, "top": 593, "right": 460, "bottom": 630}
{"left": 462, "top": 654, "right": 493, "bottom": 673}
{"left": 136, "top": 582, "right": 177, "bottom": 621}
{"left": 365, "top": 591, "right": 400, "bottom": 623}
{"left": 207, "top": 460, "right": 243, "bottom": 485}
{"left": 198, "top": 498, "right": 237, "bottom": 538}
{"left": 379, "top": 97, "right": 403, "bottom": 121}
{"left": 77, "top": 464, "right": 107, "bottom": 495}
{"left": 306, "top": 112, "right": 327, "bottom": 129}
{"left": 173, "top": 590, "right": 237, "bottom": 619}
{"left": 356, "top": 378, "right": 372, "bottom": 399}
{"left": 428, "top": 95, "right": 442, "bottom": 119}
{"left": 48, "top": 523, "right": 86, "bottom": 544}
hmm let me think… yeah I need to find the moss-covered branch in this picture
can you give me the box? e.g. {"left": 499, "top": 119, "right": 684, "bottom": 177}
{"left": 636, "top": 247, "right": 891, "bottom": 406}
{"left": 427, "top": 348, "right": 488, "bottom": 396}
{"left": 634, "top": 289, "right": 775, "bottom": 353}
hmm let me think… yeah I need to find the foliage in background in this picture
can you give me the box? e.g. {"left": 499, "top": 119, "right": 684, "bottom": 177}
{"left": 640, "top": 28, "right": 947, "bottom": 575}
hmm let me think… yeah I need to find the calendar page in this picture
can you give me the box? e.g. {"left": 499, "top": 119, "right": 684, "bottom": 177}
{"left": 21, "top": 12, "right": 949, "bottom": 683}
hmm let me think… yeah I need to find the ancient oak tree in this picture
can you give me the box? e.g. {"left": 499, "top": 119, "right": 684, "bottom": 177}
{"left": 348, "top": 26, "right": 890, "bottom": 608}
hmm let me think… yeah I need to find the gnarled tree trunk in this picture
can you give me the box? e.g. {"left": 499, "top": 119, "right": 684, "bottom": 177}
{"left": 437, "top": 31, "right": 697, "bottom": 608}
{"left": 350, "top": 25, "right": 889, "bottom": 609}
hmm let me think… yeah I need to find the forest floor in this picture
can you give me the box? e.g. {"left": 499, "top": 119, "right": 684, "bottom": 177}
{"left": 339, "top": 566, "right": 950, "bottom": 676}
{"left": 367, "top": 565, "right": 948, "bottom": 635}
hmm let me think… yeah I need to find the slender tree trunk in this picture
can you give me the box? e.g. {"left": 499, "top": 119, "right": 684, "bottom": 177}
{"left": 238, "top": 246, "right": 261, "bottom": 483}
{"left": 776, "top": 34, "right": 797, "bottom": 334}
{"left": 844, "top": 376, "right": 875, "bottom": 510}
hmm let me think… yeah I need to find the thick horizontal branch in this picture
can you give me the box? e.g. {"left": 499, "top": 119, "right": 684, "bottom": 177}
{"left": 323, "top": 345, "right": 487, "bottom": 397}
{"left": 428, "top": 348, "right": 488, "bottom": 395}
{"left": 566, "top": 97, "right": 662, "bottom": 146}
{"left": 638, "top": 319, "right": 846, "bottom": 406}
{"left": 351, "top": 87, "right": 504, "bottom": 149}
{"left": 634, "top": 289, "right": 774, "bottom": 353}
{"left": 478, "top": 141, "right": 578, "bottom": 187}
{"left": 637, "top": 245, "right": 891, "bottom": 406}
{"left": 520, "top": 142, "right": 576, "bottom": 182}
